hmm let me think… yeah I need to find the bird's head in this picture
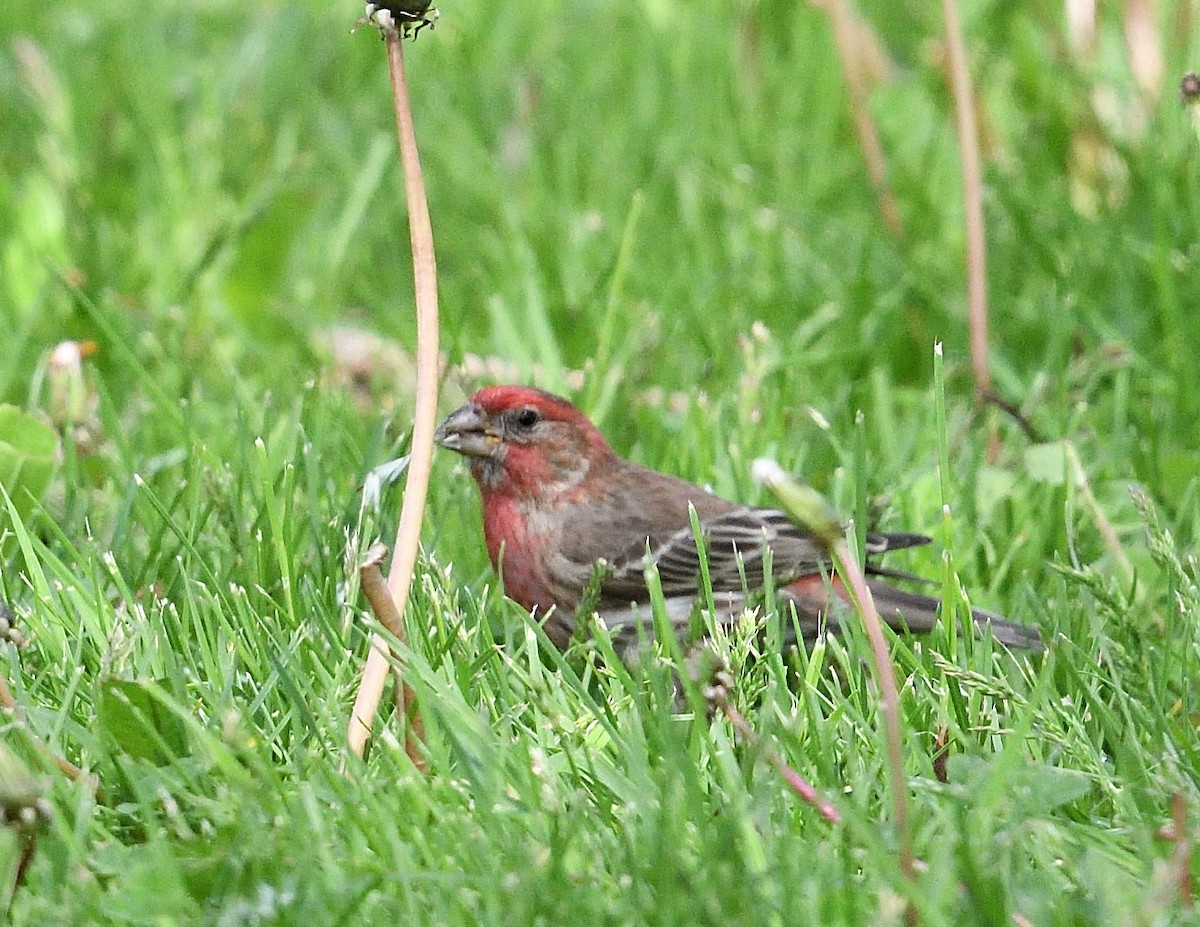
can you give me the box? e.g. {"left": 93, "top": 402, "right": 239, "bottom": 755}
{"left": 435, "top": 385, "right": 614, "bottom": 497}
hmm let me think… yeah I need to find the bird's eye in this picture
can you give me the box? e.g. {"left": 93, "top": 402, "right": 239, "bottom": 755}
{"left": 514, "top": 407, "right": 540, "bottom": 429}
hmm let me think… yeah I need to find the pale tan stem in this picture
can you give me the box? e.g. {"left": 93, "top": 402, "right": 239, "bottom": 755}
{"left": 720, "top": 699, "right": 841, "bottom": 825}
{"left": 941, "top": 0, "right": 991, "bottom": 404}
{"left": 347, "top": 28, "right": 439, "bottom": 763}
{"left": 357, "top": 544, "right": 427, "bottom": 771}
{"left": 822, "top": 0, "right": 905, "bottom": 240}
{"left": 753, "top": 460, "right": 913, "bottom": 892}
{"left": 1066, "top": 442, "right": 1134, "bottom": 584}
{"left": 1123, "top": 0, "right": 1163, "bottom": 99}
{"left": 833, "top": 539, "right": 915, "bottom": 888}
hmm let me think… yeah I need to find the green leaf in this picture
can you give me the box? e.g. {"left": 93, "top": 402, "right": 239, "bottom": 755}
{"left": 1023, "top": 440, "right": 1071, "bottom": 485}
{"left": 0, "top": 404, "right": 58, "bottom": 547}
{"left": 98, "top": 843, "right": 198, "bottom": 924}
{"left": 0, "top": 739, "right": 43, "bottom": 816}
{"left": 98, "top": 680, "right": 190, "bottom": 766}
{"left": 948, "top": 754, "right": 1093, "bottom": 815}
{"left": 1156, "top": 450, "right": 1198, "bottom": 509}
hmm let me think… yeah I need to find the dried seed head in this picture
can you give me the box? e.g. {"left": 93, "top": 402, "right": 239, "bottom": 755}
{"left": 1181, "top": 73, "right": 1200, "bottom": 102}
{"left": 0, "top": 600, "right": 25, "bottom": 648}
{"left": 1183, "top": 74, "right": 1200, "bottom": 145}
{"left": 358, "top": 1, "right": 439, "bottom": 39}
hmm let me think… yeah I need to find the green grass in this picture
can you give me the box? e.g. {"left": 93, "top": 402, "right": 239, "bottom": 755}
{"left": 2, "top": 0, "right": 1200, "bottom": 922}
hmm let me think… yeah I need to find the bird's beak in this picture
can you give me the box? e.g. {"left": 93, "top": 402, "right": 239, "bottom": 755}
{"left": 434, "top": 402, "right": 500, "bottom": 459}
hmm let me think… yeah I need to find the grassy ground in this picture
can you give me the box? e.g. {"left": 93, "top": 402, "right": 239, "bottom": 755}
{"left": 2, "top": 0, "right": 1199, "bottom": 923}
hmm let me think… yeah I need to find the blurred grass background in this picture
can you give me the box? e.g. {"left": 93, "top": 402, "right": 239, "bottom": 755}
{"left": 1, "top": 0, "right": 1199, "bottom": 923}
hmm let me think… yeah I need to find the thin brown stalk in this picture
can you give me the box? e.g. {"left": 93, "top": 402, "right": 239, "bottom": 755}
{"left": 1171, "top": 793, "right": 1194, "bottom": 907}
{"left": 940, "top": 0, "right": 991, "bottom": 411}
{"left": 357, "top": 544, "right": 427, "bottom": 771}
{"left": 0, "top": 674, "right": 18, "bottom": 713}
{"left": 12, "top": 834, "right": 37, "bottom": 895}
{"left": 1065, "top": 442, "right": 1134, "bottom": 584}
{"left": 820, "top": 0, "right": 905, "bottom": 240}
{"left": 981, "top": 388, "right": 1043, "bottom": 443}
{"left": 931, "top": 725, "right": 950, "bottom": 784}
{"left": 753, "top": 460, "right": 915, "bottom": 900}
{"left": 1064, "top": 0, "right": 1097, "bottom": 57}
{"left": 347, "top": 21, "right": 439, "bottom": 761}
{"left": 719, "top": 698, "right": 841, "bottom": 825}
{"left": 832, "top": 537, "right": 915, "bottom": 890}
{"left": 1123, "top": 0, "right": 1163, "bottom": 100}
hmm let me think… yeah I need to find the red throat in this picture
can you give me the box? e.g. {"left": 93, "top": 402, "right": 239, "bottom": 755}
{"left": 477, "top": 491, "right": 555, "bottom": 613}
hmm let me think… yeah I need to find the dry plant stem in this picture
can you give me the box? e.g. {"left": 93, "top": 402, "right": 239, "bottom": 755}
{"left": 47, "top": 751, "right": 87, "bottom": 785}
{"left": 940, "top": 0, "right": 991, "bottom": 408}
{"left": 347, "top": 546, "right": 394, "bottom": 756}
{"left": 0, "top": 674, "right": 17, "bottom": 712}
{"left": 719, "top": 699, "right": 841, "bottom": 825}
{"left": 833, "top": 538, "right": 915, "bottom": 887}
{"left": 14, "top": 833, "right": 37, "bottom": 893}
{"left": 358, "top": 545, "right": 427, "bottom": 771}
{"left": 1064, "top": 0, "right": 1097, "bottom": 56}
{"left": 1171, "top": 793, "right": 1194, "bottom": 906}
{"left": 1123, "top": 0, "right": 1163, "bottom": 99}
{"left": 981, "top": 388, "right": 1042, "bottom": 443}
{"left": 931, "top": 725, "right": 950, "bottom": 784}
{"left": 1065, "top": 442, "right": 1134, "bottom": 584}
{"left": 822, "top": 0, "right": 905, "bottom": 240}
{"left": 347, "top": 27, "right": 440, "bottom": 760}
{"left": 751, "top": 458, "right": 913, "bottom": 890}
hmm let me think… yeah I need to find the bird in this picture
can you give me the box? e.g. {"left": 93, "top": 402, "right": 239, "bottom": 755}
{"left": 434, "top": 384, "right": 1041, "bottom": 657}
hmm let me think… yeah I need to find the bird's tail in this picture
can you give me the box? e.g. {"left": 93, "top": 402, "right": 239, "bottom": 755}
{"left": 594, "top": 578, "right": 1042, "bottom": 658}
{"left": 862, "top": 579, "right": 1043, "bottom": 650}
{"left": 779, "top": 575, "right": 1042, "bottom": 650}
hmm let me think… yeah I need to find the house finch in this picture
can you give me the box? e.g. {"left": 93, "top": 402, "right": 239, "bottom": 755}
{"left": 435, "top": 385, "right": 1041, "bottom": 656}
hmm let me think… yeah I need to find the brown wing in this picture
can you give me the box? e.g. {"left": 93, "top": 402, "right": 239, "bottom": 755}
{"left": 601, "top": 506, "right": 823, "bottom": 596}
{"left": 554, "top": 461, "right": 930, "bottom": 609}
{"left": 551, "top": 464, "right": 736, "bottom": 604}
{"left": 602, "top": 506, "right": 932, "bottom": 602}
